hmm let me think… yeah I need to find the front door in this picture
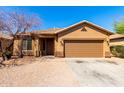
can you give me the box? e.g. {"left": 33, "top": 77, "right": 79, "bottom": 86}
{"left": 42, "top": 38, "right": 54, "bottom": 55}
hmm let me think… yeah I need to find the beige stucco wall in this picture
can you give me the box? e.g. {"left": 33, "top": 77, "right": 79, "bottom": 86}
{"left": 110, "top": 38, "right": 124, "bottom": 46}
{"left": 55, "top": 24, "right": 110, "bottom": 57}
{"left": 13, "top": 37, "right": 40, "bottom": 56}
{"left": 13, "top": 38, "right": 22, "bottom": 56}
{"left": 32, "top": 38, "right": 40, "bottom": 56}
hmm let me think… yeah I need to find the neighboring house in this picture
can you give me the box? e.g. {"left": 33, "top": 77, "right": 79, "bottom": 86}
{"left": 110, "top": 34, "right": 124, "bottom": 46}
{"left": 13, "top": 20, "right": 113, "bottom": 58}
{"left": 0, "top": 35, "right": 13, "bottom": 56}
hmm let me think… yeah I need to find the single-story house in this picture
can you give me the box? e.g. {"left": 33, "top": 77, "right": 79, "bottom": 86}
{"left": 110, "top": 34, "right": 124, "bottom": 46}
{"left": 13, "top": 20, "right": 114, "bottom": 58}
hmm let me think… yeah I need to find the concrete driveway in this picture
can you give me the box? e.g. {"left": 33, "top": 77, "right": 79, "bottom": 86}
{"left": 66, "top": 58, "right": 124, "bottom": 87}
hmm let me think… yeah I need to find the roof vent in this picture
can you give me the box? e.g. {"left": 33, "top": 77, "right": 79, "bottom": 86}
{"left": 81, "top": 26, "right": 87, "bottom": 31}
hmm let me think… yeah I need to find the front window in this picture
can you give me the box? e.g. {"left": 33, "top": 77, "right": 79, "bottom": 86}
{"left": 22, "top": 38, "right": 32, "bottom": 50}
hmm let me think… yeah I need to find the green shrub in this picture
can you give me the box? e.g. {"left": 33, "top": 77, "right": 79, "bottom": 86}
{"left": 110, "top": 45, "right": 124, "bottom": 58}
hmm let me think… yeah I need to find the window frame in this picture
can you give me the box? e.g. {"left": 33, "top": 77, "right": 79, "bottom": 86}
{"left": 22, "top": 38, "right": 32, "bottom": 50}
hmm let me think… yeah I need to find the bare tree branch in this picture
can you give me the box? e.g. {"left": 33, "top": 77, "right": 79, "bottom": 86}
{"left": 0, "top": 11, "right": 41, "bottom": 59}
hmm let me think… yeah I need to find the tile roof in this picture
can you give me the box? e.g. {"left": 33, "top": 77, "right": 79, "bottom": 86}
{"left": 54, "top": 20, "right": 114, "bottom": 35}
{"left": 110, "top": 34, "right": 124, "bottom": 39}
{"left": 17, "top": 20, "right": 114, "bottom": 36}
{"left": 33, "top": 28, "right": 63, "bottom": 34}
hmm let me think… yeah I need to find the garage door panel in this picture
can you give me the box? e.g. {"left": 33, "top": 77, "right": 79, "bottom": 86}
{"left": 65, "top": 53, "right": 103, "bottom": 57}
{"left": 64, "top": 40, "right": 103, "bottom": 57}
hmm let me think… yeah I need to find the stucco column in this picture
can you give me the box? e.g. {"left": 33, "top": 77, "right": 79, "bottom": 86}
{"left": 13, "top": 38, "right": 22, "bottom": 56}
{"left": 33, "top": 38, "right": 40, "bottom": 57}
{"left": 104, "top": 38, "right": 111, "bottom": 58}
{"left": 54, "top": 35, "right": 58, "bottom": 56}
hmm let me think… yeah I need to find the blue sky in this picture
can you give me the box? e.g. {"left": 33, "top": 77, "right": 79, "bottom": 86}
{"left": 0, "top": 6, "right": 124, "bottom": 32}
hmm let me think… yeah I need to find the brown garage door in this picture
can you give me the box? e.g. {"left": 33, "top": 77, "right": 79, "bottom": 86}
{"left": 64, "top": 40, "right": 103, "bottom": 57}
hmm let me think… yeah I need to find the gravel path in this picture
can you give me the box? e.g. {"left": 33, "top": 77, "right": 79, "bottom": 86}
{"left": 66, "top": 58, "right": 124, "bottom": 87}
{"left": 0, "top": 57, "right": 79, "bottom": 87}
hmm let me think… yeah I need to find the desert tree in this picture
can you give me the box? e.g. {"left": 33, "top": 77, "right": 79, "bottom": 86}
{"left": 0, "top": 11, "right": 41, "bottom": 60}
{"left": 114, "top": 18, "right": 124, "bottom": 34}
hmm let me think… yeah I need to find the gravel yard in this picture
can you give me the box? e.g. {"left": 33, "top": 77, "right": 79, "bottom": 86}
{"left": 0, "top": 57, "right": 79, "bottom": 87}
{"left": 0, "top": 56, "right": 124, "bottom": 87}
